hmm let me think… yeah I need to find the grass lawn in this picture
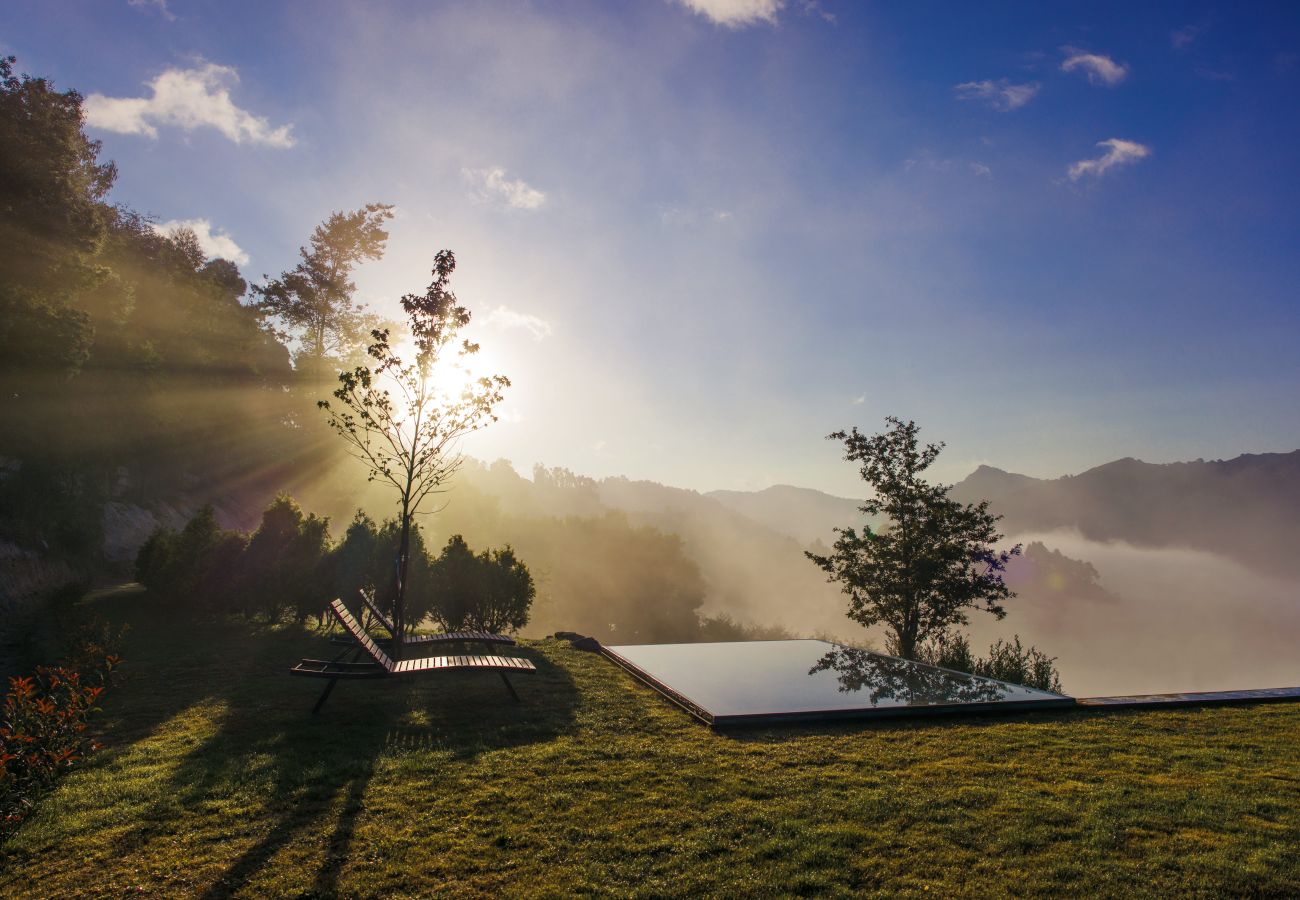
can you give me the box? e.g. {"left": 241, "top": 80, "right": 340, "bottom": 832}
{"left": 1, "top": 586, "right": 1297, "bottom": 898}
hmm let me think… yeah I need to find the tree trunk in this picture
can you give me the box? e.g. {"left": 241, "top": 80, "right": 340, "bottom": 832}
{"left": 393, "top": 501, "right": 411, "bottom": 661}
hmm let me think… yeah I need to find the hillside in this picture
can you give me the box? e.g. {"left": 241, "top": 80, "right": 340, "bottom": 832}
{"left": 952, "top": 450, "right": 1300, "bottom": 576}
{"left": 706, "top": 484, "right": 868, "bottom": 546}
{"left": 1, "top": 587, "right": 1295, "bottom": 897}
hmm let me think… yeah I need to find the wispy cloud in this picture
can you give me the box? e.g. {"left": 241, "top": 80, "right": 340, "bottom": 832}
{"left": 953, "top": 79, "right": 1041, "bottom": 111}
{"left": 659, "top": 205, "right": 734, "bottom": 227}
{"left": 903, "top": 154, "right": 992, "bottom": 179}
{"left": 1061, "top": 48, "right": 1129, "bottom": 87}
{"left": 485, "top": 305, "right": 553, "bottom": 341}
{"left": 851, "top": 393, "right": 866, "bottom": 405}
{"left": 1067, "top": 138, "right": 1151, "bottom": 182}
{"left": 462, "top": 166, "right": 547, "bottom": 210}
{"left": 1171, "top": 25, "right": 1204, "bottom": 49}
{"left": 128, "top": 0, "right": 175, "bottom": 20}
{"left": 672, "top": 0, "right": 783, "bottom": 28}
{"left": 83, "top": 63, "right": 294, "bottom": 147}
{"left": 152, "top": 218, "right": 249, "bottom": 266}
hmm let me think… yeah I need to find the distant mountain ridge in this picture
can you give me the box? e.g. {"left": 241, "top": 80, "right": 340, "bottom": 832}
{"left": 950, "top": 450, "right": 1300, "bottom": 576}
{"left": 696, "top": 450, "right": 1300, "bottom": 576}
{"left": 706, "top": 484, "right": 867, "bottom": 546}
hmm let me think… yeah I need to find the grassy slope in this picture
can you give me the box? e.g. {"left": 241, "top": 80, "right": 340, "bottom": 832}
{"left": 1, "top": 588, "right": 1297, "bottom": 898}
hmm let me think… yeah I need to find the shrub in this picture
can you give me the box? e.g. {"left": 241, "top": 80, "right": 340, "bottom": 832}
{"left": 134, "top": 507, "right": 248, "bottom": 615}
{"left": 977, "top": 635, "right": 1064, "bottom": 694}
{"left": 429, "top": 535, "right": 535, "bottom": 634}
{"left": 331, "top": 511, "right": 378, "bottom": 614}
{"left": 0, "top": 657, "right": 118, "bottom": 834}
{"left": 369, "top": 519, "right": 436, "bottom": 631}
{"left": 238, "top": 496, "right": 331, "bottom": 622}
{"left": 918, "top": 630, "right": 1063, "bottom": 693}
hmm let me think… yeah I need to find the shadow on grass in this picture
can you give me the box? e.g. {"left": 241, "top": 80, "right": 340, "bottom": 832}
{"left": 84, "top": 588, "right": 579, "bottom": 897}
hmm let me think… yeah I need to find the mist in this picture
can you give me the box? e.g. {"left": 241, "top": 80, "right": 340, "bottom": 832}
{"left": 964, "top": 531, "right": 1300, "bottom": 697}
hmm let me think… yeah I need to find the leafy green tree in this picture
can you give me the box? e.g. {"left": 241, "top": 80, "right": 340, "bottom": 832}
{"left": 318, "top": 251, "right": 508, "bottom": 656}
{"left": 254, "top": 204, "right": 394, "bottom": 387}
{"left": 428, "top": 535, "right": 535, "bottom": 634}
{"left": 134, "top": 506, "right": 247, "bottom": 615}
{"left": 238, "top": 496, "right": 331, "bottom": 621}
{"left": 0, "top": 56, "right": 115, "bottom": 379}
{"left": 331, "top": 510, "right": 379, "bottom": 612}
{"left": 807, "top": 417, "right": 1021, "bottom": 661}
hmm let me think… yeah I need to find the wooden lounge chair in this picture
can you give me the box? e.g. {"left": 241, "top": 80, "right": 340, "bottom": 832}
{"left": 292, "top": 599, "right": 536, "bottom": 713}
{"left": 345, "top": 591, "right": 516, "bottom": 650}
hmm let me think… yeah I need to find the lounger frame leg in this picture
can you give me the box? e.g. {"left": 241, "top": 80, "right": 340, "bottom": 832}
{"left": 478, "top": 639, "right": 522, "bottom": 703}
{"left": 312, "top": 646, "right": 363, "bottom": 714}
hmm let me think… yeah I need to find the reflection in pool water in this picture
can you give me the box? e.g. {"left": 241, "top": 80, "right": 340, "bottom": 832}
{"left": 809, "top": 645, "right": 1014, "bottom": 706}
{"left": 603, "top": 639, "right": 1072, "bottom": 725}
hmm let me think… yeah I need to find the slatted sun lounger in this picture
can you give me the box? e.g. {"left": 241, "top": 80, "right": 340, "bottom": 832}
{"left": 292, "top": 599, "right": 536, "bottom": 713}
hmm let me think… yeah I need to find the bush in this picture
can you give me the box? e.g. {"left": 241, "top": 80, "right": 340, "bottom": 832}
{"left": 430, "top": 535, "right": 535, "bottom": 634}
{"left": 133, "top": 507, "right": 248, "bottom": 615}
{"left": 0, "top": 657, "right": 118, "bottom": 834}
{"left": 370, "top": 519, "right": 435, "bottom": 630}
{"left": 918, "top": 630, "right": 1063, "bottom": 694}
{"left": 237, "top": 496, "right": 330, "bottom": 622}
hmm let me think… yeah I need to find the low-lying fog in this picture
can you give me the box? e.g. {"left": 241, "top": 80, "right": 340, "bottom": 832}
{"left": 963, "top": 531, "right": 1300, "bottom": 697}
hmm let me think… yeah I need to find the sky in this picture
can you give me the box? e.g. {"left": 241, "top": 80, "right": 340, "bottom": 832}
{"left": 4, "top": 0, "right": 1300, "bottom": 497}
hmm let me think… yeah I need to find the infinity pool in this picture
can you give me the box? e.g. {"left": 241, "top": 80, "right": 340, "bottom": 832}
{"left": 603, "top": 639, "right": 1074, "bottom": 725}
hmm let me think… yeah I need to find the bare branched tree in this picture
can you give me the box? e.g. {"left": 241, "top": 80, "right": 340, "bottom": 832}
{"left": 318, "top": 250, "right": 508, "bottom": 657}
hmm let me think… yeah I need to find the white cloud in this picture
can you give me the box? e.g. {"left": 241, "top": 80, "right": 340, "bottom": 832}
{"left": 851, "top": 393, "right": 866, "bottom": 405}
{"left": 485, "top": 305, "right": 553, "bottom": 341}
{"left": 1067, "top": 138, "right": 1151, "bottom": 182}
{"left": 953, "top": 79, "right": 1041, "bottom": 111}
{"left": 673, "top": 0, "right": 783, "bottom": 28}
{"left": 151, "top": 218, "right": 249, "bottom": 266}
{"left": 969, "top": 162, "right": 992, "bottom": 178}
{"left": 1061, "top": 48, "right": 1129, "bottom": 87}
{"left": 83, "top": 63, "right": 295, "bottom": 147}
{"left": 462, "top": 166, "right": 546, "bottom": 210}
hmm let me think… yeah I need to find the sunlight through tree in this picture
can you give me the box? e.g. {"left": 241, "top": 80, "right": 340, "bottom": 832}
{"left": 318, "top": 250, "right": 508, "bottom": 657}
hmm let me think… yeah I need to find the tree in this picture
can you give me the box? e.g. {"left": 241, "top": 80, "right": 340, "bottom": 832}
{"left": 318, "top": 250, "right": 508, "bottom": 657}
{"left": 807, "top": 417, "right": 1021, "bottom": 661}
{"left": 254, "top": 203, "right": 394, "bottom": 387}
{"left": 428, "top": 535, "right": 535, "bottom": 634}
{"left": 0, "top": 56, "right": 116, "bottom": 379}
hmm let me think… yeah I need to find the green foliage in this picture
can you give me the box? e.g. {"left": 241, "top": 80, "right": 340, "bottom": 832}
{"left": 368, "top": 518, "right": 435, "bottom": 630}
{"left": 808, "top": 417, "right": 1021, "bottom": 660}
{"left": 918, "top": 630, "right": 1064, "bottom": 693}
{"left": 329, "top": 510, "right": 378, "bottom": 614}
{"left": 254, "top": 204, "right": 394, "bottom": 383}
{"left": 133, "top": 507, "right": 249, "bottom": 616}
{"left": 238, "top": 496, "right": 331, "bottom": 622}
{"left": 429, "top": 535, "right": 535, "bottom": 634}
{"left": 0, "top": 56, "right": 114, "bottom": 379}
{"left": 0, "top": 657, "right": 118, "bottom": 835}
{"left": 0, "top": 461, "right": 104, "bottom": 560}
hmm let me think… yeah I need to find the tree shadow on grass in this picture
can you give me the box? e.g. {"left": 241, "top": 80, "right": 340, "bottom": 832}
{"left": 80, "top": 589, "right": 579, "bottom": 897}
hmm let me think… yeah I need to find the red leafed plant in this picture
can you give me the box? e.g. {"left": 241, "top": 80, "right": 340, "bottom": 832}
{"left": 0, "top": 656, "right": 119, "bottom": 834}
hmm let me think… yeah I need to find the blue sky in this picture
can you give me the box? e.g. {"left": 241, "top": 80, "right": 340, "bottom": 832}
{"left": 4, "top": 0, "right": 1299, "bottom": 496}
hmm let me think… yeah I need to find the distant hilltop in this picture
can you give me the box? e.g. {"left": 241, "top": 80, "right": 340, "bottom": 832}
{"left": 701, "top": 450, "right": 1300, "bottom": 577}
{"left": 949, "top": 450, "right": 1300, "bottom": 576}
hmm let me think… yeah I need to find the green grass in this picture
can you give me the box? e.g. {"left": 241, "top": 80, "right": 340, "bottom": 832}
{"left": 2, "top": 587, "right": 1297, "bottom": 898}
